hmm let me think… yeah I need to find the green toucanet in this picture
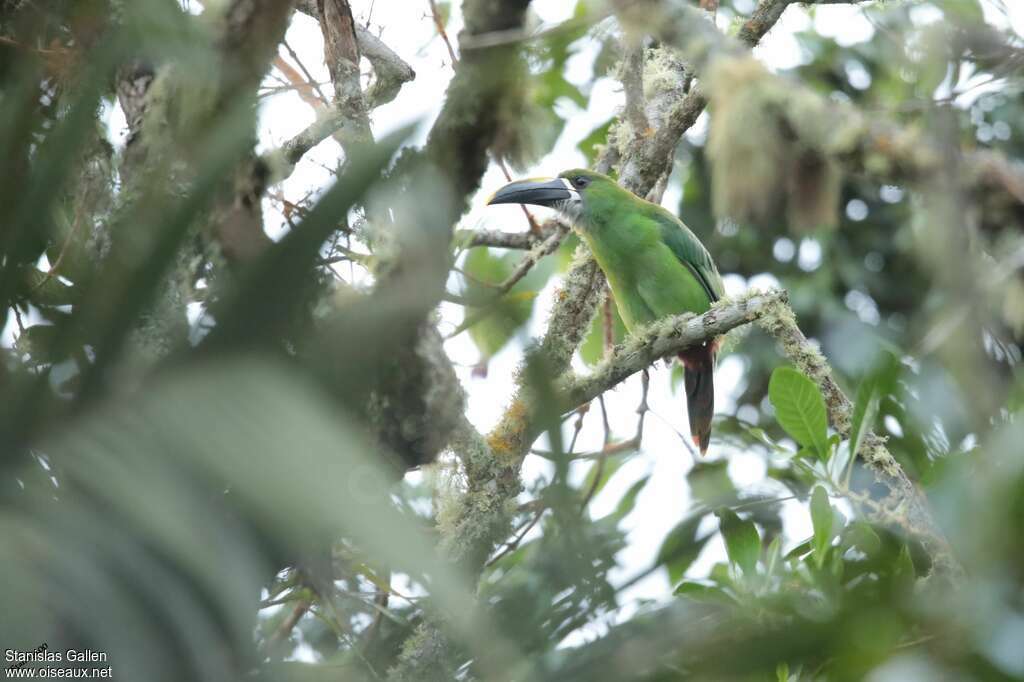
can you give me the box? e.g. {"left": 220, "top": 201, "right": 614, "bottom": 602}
{"left": 488, "top": 169, "right": 724, "bottom": 454}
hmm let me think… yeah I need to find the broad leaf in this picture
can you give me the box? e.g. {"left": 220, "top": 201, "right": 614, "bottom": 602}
{"left": 769, "top": 366, "right": 830, "bottom": 460}
{"left": 463, "top": 247, "right": 540, "bottom": 359}
{"left": 657, "top": 513, "right": 711, "bottom": 585}
{"left": 716, "top": 508, "right": 760, "bottom": 576}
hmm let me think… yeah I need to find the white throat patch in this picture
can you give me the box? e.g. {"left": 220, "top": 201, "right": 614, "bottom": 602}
{"left": 556, "top": 177, "right": 583, "bottom": 223}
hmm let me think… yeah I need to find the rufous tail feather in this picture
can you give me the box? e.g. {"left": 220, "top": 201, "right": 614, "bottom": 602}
{"left": 678, "top": 342, "right": 716, "bottom": 455}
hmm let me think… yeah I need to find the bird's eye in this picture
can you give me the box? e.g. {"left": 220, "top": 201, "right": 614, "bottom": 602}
{"left": 573, "top": 176, "right": 589, "bottom": 189}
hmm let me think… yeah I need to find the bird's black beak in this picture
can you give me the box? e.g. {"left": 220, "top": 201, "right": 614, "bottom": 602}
{"left": 487, "top": 177, "right": 577, "bottom": 208}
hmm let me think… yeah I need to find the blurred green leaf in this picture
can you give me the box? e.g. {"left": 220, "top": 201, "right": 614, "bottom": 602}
{"left": 206, "top": 126, "right": 415, "bottom": 352}
{"left": 3, "top": 359, "right": 511, "bottom": 679}
{"left": 577, "top": 117, "right": 614, "bottom": 167}
{"left": 463, "top": 247, "right": 546, "bottom": 359}
{"left": 938, "top": 0, "right": 984, "bottom": 25}
{"left": 785, "top": 538, "right": 812, "bottom": 561}
{"left": 689, "top": 460, "right": 737, "bottom": 507}
{"left": 13, "top": 324, "right": 64, "bottom": 365}
{"left": 894, "top": 544, "right": 916, "bottom": 591}
{"left": 657, "top": 513, "right": 711, "bottom": 585}
{"left": 673, "top": 581, "right": 733, "bottom": 604}
{"left": 849, "top": 353, "right": 899, "bottom": 462}
{"left": 24, "top": 269, "right": 77, "bottom": 306}
{"left": 769, "top": 367, "right": 830, "bottom": 460}
{"left": 810, "top": 486, "right": 833, "bottom": 568}
{"left": 716, "top": 508, "right": 760, "bottom": 576}
{"left": 842, "top": 521, "right": 881, "bottom": 556}
{"left": 580, "top": 454, "right": 629, "bottom": 502}
{"left": 607, "top": 476, "right": 649, "bottom": 522}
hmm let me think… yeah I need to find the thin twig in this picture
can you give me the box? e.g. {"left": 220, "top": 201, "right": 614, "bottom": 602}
{"left": 490, "top": 223, "right": 569, "bottom": 297}
{"left": 261, "top": 599, "right": 312, "bottom": 654}
{"left": 579, "top": 395, "right": 614, "bottom": 512}
{"left": 458, "top": 225, "right": 559, "bottom": 250}
{"left": 485, "top": 508, "right": 544, "bottom": 567}
{"left": 283, "top": 37, "right": 332, "bottom": 104}
{"left": 12, "top": 306, "right": 25, "bottom": 335}
{"left": 32, "top": 203, "right": 85, "bottom": 294}
{"left": 361, "top": 568, "right": 391, "bottom": 651}
{"left": 567, "top": 402, "right": 590, "bottom": 455}
{"left": 428, "top": 0, "right": 459, "bottom": 65}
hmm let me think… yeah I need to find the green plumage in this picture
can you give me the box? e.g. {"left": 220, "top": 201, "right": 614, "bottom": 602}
{"left": 487, "top": 168, "right": 724, "bottom": 453}
{"left": 560, "top": 170, "right": 723, "bottom": 328}
{"left": 560, "top": 169, "right": 723, "bottom": 454}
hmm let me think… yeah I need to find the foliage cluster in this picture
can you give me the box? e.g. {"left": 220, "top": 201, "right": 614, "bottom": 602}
{"left": 1, "top": 0, "right": 1023, "bottom": 680}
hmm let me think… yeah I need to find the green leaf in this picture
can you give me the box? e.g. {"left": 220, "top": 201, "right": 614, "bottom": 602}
{"left": 579, "top": 454, "right": 628, "bottom": 502}
{"left": 24, "top": 269, "right": 77, "bottom": 306}
{"left": 938, "top": 0, "right": 984, "bottom": 25}
{"left": 848, "top": 353, "right": 899, "bottom": 462}
{"left": 463, "top": 247, "right": 541, "bottom": 358}
{"left": 716, "top": 508, "right": 760, "bottom": 576}
{"left": 894, "top": 544, "right": 917, "bottom": 590}
{"left": 776, "top": 662, "right": 790, "bottom": 682}
{"left": 11, "top": 359, "right": 493, "bottom": 679}
{"left": 848, "top": 378, "right": 880, "bottom": 464}
{"left": 764, "top": 535, "right": 783, "bottom": 577}
{"left": 810, "top": 486, "right": 833, "bottom": 568}
{"left": 769, "top": 367, "right": 830, "bottom": 460}
{"left": 14, "top": 324, "right": 63, "bottom": 365}
{"left": 657, "top": 513, "right": 711, "bottom": 585}
{"left": 786, "top": 538, "right": 812, "bottom": 560}
{"left": 672, "top": 581, "right": 733, "bottom": 604}
{"left": 842, "top": 521, "right": 881, "bottom": 556}
{"left": 606, "top": 476, "right": 649, "bottom": 522}
{"left": 577, "top": 117, "right": 614, "bottom": 166}
{"left": 688, "top": 460, "right": 737, "bottom": 507}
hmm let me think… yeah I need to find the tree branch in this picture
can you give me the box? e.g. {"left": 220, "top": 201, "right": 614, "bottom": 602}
{"left": 435, "top": 0, "right": 801, "bottom": 621}
{"left": 551, "top": 288, "right": 958, "bottom": 577}
{"left": 753, "top": 294, "right": 963, "bottom": 578}
{"left": 559, "top": 291, "right": 785, "bottom": 410}
{"left": 615, "top": 0, "right": 1024, "bottom": 233}
{"left": 456, "top": 226, "right": 553, "bottom": 250}
{"left": 271, "top": 11, "right": 414, "bottom": 168}
{"left": 358, "top": 26, "right": 416, "bottom": 107}
{"left": 621, "top": 44, "right": 649, "bottom": 136}
{"left": 317, "top": 0, "right": 373, "bottom": 151}
{"left": 490, "top": 223, "right": 570, "bottom": 297}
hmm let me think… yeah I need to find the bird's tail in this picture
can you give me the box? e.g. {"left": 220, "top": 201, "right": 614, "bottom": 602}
{"left": 678, "top": 342, "right": 716, "bottom": 455}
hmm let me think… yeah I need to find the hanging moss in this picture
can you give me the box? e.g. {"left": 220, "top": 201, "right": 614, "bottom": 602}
{"left": 705, "top": 57, "right": 843, "bottom": 231}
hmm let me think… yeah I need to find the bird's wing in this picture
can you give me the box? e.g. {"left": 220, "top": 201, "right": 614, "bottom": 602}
{"left": 650, "top": 207, "right": 724, "bottom": 303}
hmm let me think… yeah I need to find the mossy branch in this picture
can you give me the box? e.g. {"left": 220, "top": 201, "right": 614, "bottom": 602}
{"left": 560, "top": 290, "right": 785, "bottom": 410}
{"left": 754, "top": 295, "right": 964, "bottom": 579}
{"left": 496, "top": 287, "right": 961, "bottom": 580}
{"left": 615, "top": 0, "right": 1024, "bottom": 233}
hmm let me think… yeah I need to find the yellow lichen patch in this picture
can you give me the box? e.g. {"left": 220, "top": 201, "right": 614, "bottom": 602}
{"left": 486, "top": 399, "right": 528, "bottom": 460}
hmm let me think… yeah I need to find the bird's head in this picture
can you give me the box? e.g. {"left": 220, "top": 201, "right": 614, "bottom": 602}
{"left": 487, "top": 169, "right": 618, "bottom": 226}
